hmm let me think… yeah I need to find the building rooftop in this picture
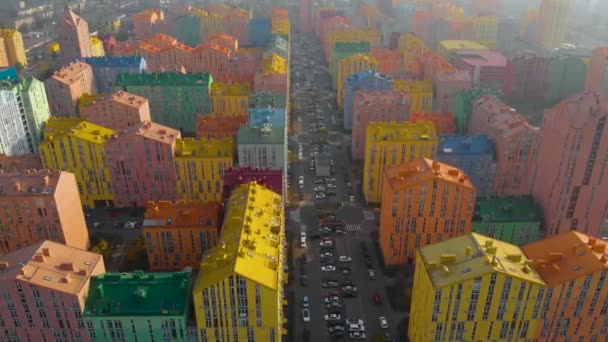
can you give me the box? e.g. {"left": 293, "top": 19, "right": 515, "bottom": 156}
{"left": 341, "top": 53, "right": 377, "bottom": 65}
{"left": 210, "top": 82, "right": 251, "bottom": 96}
{"left": 437, "top": 134, "right": 493, "bottom": 155}
{"left": 238, "top": 124, "right": 284, "bottom": 145}
{"left": 80, "top": 91, "right": 148, "bottom": 110}
{"left": 112, "top": 121, "right": 180, "bottom": 145}
{"left": 49, "top": 61, "right": 92, "bottom": 85}
{"left": 116, "top": 72, "right": 212, "bottom": 87}
{"left": 394, "top": 79, "right": 433, "bottom": 93}
{"left": 522, "top": 231, "right": 608, "bottom": 286}
{"left": 366, "top": 121, "right": 438, "bottom": 143}
{"left": 434, "top": 69, "right": 472, "bottom": 82}
{"left": 0, "top": 154, "right": 42, "bottom": 172}
{"left": 0, "top": 29, "right": 19, "bottom": 38}
{"left": 174, "top": 137, "right": 233, "bottom": 159}
{"left": 346, "top": 70, "right": 392, "bottom": 85}
{"left": 143, "top": 200, "right": 222, "bottom": 228}
{"left": 42, "top": 118, "right": 115, "bottom": 145}
{"left": 474, "top": 96, "right": 538, "bottom": 137}
{"left": 333, "top": 41, "right": 371, "bottom": 54}
{"left": 440, "top": 40, "right": 489, "bottom": 51}
{"left": 224, "top": 167, "right": 282, "bottom": 176}
{"left": 473, "top": 196, "right": 540, "bottom": 223}
{"left": 83, "top": 270, "right": 193, "bottom": 317}
{"left": 0, "top": 240, "right": 103, "bottom": 295}
{"left": 385, "top": 158, "right": 474, "bottom": 190}
{"left": 455, "top": 50, "right": 508, "bottom": 67}
{"left": 419, "top": 232, "right": 546, "bottom": 289}
{"left": 354, "top": 90, "right": 410, "bottom": 105}
{"left": 0, "top": 169, "right": 68, "bottom": 196}
{"left": 195, "top": 182, "right": 283, "bottom": 291}
{"left": 197, "top": 114, "right": 247, "bottom": 133}
{"left": 80, "top": 56, "right": 145, "bottom": 68}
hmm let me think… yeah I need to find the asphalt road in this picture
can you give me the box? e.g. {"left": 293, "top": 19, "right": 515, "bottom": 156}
{"left": 287, "top": 32, "right": 405, "bottom": 342}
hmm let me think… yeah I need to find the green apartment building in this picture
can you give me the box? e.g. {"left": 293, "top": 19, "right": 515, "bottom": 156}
{"left": 116, "top": 73, "right": 213, "bottom": 134}
{"left": 0, "top": 76, "right": 50, "bottom": 152}
{"left": 175, "top": 14, "right": 203, "bottom": 47}
{"left": 472, "top": 196, "right": 542, "bottom": 245}
{"left": 84, "top": 270, "right": 195, "bottom": 342}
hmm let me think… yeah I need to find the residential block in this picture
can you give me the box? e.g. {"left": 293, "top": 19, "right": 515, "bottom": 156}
{"left": 79, "top": 91, "right": 151, "bottom": 130}
{"left": 210, "top": 81, "right": 251, "bottom": 115}
{"left": 471, "top": 16, "right": 498, "bottom": 48}
{"left": 45, "top": 61, "right": 97, "bottom": 117}
{"left": 343, "top": 70, "right": 393, "bottom": 131}
{"left": 0, "top": 153, "right": 42, "bottom": 172}
{"left": 80, "top": 56, "right": 147, "bottom": 93}
{"left": 238, "top": 124, "right": 285, "bottom": 170}
{"left": 337, "top": 53, "right": 378, "bottom": 109}
{"left": 537, "top": 0, "right": 569, "bottom": 49}
{"left": 394, "top": 79, "right": 433, "bottom": 113}
{"left": 196, "top": 114, "right": 247, "bottom": 141}
{"left": 452, "top": 88, "right": 502, "bottom": 134}
{"left": 249, "top": 107, "right": 286, "bottom": 128}
{"left": 453, "top": 50, "right": 510, "bottom": 95}
{"left": 55, "top": 8, "right": 92, "bottom": 62}
{"left": 410, "top": 112, "right": 457, "bottom": 135}
{"left": 0, "top": 29, "right": 27, "bottom": 67}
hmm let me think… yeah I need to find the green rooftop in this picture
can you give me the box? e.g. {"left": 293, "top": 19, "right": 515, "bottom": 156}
{"left": 332, "top": 41, "right": 370, "bottom": 54}
{"left": 473, "top": 196, "right": 541, "bottom": 223}
{"left": 115, "top": 72, "right": 212, "bottom": 87}
{"left": 83, "top": 270, "right": 193, "bottom": 317}
{"left": 238, "top": 124, "right": 284, "bottom": 145}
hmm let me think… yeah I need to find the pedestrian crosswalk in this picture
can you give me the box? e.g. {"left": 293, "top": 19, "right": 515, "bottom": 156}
{"left": 345, "top": 224, "right": 361, "bottom": 231}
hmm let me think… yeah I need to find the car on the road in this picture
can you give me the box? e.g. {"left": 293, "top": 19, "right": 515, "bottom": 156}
{"left": 314, "top": 186, "right": 326, "bottom": 192}
{"left": 368, "top": 269, "right": 376, "bottom": 280}
{"left": 342, "top": 279, "right": 354, "bottom": 286}
{"left": 320, "top": 240, "right": 333, "bottom": 247}
{"left": 321, "top": 265, "right": 336, "bottom": 272}
{"left": 345, "top": 318, "right": 364, "bottom": 325}
{"left": 342, "top": 285, "right": 357, "bottom": 292}
{"left": 314, "top": 178, "right": 324, "bottom": 184}
{"left": 324, "top": 313, "right": 341, "bottom": 321}
{"left": 327, "top": 183, "right": 337, "bottom": 189}
{"left": 335, "top": 228, "right": 345, "bottom": 235}
{"left": 302, "top": 308, "right": 310, "bottom": 322}
{"left": 339, "top": 256, "right": 352, "bottom": 263}
{"left": 322, "top": 280, "right": 339, "bottom": 288}
{"left": 302, "top": 296, "right": 309, "bottom": 308}
{"left": 302, "top": 328, "right": 311, "bottom": 342}
{"left": 349, "top": 331, "right": 366, "bottom": 340}
{"left": 379, "top": 316, "right": 388, "bottom": 329}
{"left": 326, "top": 302, "right": 341, "bottom": 310}
{"left": 349, "top": 195, "right": 356, "bottom": 202}
{"left": 321, "top": 251, "right": 333, "bottom": 257}
{"left": 324, "top": 296, "right": 340, "bottom": 303}
{"left": 315, "top": 193, "right": 327, "bottom": 199}
{"left": 373, "top": 293, "right": 383, "bottom": 305}
{"left": 320, "top": 227, "right": 332, "bottom": 234}
{"left": 347, "top": 324, "right": 365, "bottom": 332}
{"left": 300, "top": 274, "right": 309, "bottom": 287}
{"left": 328, "top": 325, "right": 345, "bottom": 333}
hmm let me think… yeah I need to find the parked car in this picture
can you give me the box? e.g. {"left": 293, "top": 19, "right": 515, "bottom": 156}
{"left": 322, "top": 265, "right": 336, "bottom": 272}
{"left": 302, "top": 296, "right": 309, "bottom": 308}
{"left": 349, "top": 331, "right": 366, "bottom": 340}
{"left": 373, "top": 293, "right": 383, "bottom": 305}
{"left": 322, "top": 280, "right": 339, "bottom": 288}
{"left": 320, "top": 240, "right": 333, "bottom": 247}
{"left": 379, "top": 316, "right": 389, "bottom": 329}
{"left": 324, "top": 313, "right": 341, "bottom": 321}
{"left": 324, "top": 296, "right": 340, "bottom": 303}
{"left": 339, "top": 256, "right": 352, "bottom": 263}
{"left": 345, "top": 318, "right": 364, "bottom": 325}
{"left": 302, "top": 309, "right": 310, "bottom": 322}
{"left": 368, "top": 269, "right": 376, "bottom": 280}
{"left": 348, "top": 324, "right": 365, "bottom": 332}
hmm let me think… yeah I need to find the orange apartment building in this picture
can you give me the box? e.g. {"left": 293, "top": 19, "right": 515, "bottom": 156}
{"left": 196, "top": 113, "right": 247, "bottom": 140}
{"left": 142, "top": 200, "right": 222, "bottom": 271}
{"left": 371, "top": 48, "right": 403, "bottom": 77}
{"left": 0, "top": 170, "right": 90, "bottom": 254}
{"left": 522, "top": 231, "right": 608, "bottom": 341}
{"left": 410, "top": 112, "right": 457, "bottom": 134}
{"left": 379, "top": 158, "right": 476, "bottom": 265}
{"left": 205, "top": 33, "right": 239, "bottom": 54}
{"left": 44, "top": 61, "right": 97, "bottom": 117}
{"left": 133, "top": 9, "right": 166, "bottom": 39}
{"left": 0, "top": 153, "right": 42, "bottom": 172}
{"left": 79, "top": 91, "right": 151, "bottom": 130}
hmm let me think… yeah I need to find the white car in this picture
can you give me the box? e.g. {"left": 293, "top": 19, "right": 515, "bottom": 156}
{"left": 302, "top": 296, "right": 309, "bottom": 308}
{"left": 348, "top": 324, "right": 365, "bottom": 332}
{"left": 349, "top": 332, "right": 366, "bottom": 340}
{"left": 321, "top": 251, "right": 333, "bottom": 257}
{"left": 324, "top": 296, "right": 340, "bottom": 303}
{"left": 321, "top": 265, "right": 336, "bottom": 272}
{"left": 368, "top": 269, "right": 376, "bottom": 279}
{"left": 379, "top": 316, "right": 388, "bottom": 329}
{"left": 349, "top": 195, "right": 356, "bottom": 202}
{"left": 302, "top": 309, "right": 310, "bottom": 322}
{"left": 339, "top": 256, "right": 352, "bottom": 263}
{"left": 320, "top": 240, "right": 333, "bottom": 247}
{"left": 346, "top": 318, "right": 364, "bottom": 325}
{"left": 324, "top": 313, "right": 341, "bottom": 321}
{"left": 315, "top": 193, "right": 327, "bottom": 199}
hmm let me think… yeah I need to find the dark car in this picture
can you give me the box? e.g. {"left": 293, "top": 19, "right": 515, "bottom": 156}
{"left": 303, "top": 328, "right": 311, "bottom": 342}
{"left": 360, "top": 241, "right": 368, "bottom": 250}
{"left": 300, "top": 275, "right": 309, "bottom": 287}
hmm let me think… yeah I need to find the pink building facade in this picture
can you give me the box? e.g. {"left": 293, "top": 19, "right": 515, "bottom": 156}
{"left": 351, "top": 90, "right": 411, "bottom": 160}
{"left": 453, "top": 50, "right": 512, "bottom": 96}
{"left": 254, "top": 73, "right": 288, "bottom": 96}
{"left": 205, "top": 34, "right": 238, "bottom": 54}
{"left": 105, "top": 121, "right": 181, "bottom": 208}
{"left": 80, "top": 91, "right": 151, "bottom": 130}
{"left": 225, "top": 14, "right": 250, "bottom": 45}
{"left": 226, "top": 50, "right": 261, "bottom": 84}
{"left": 434, "top": 70, "right": 473, "bottom": 111}
{"left": 45, "top": 61, "right": 97, "bottom": 117}
{"left": 0, "top": 240, "right": 105, "bottom": 342}
{"left": 55, "top": 8, "right": 92, "bottom": 62}
{"left": 469, "top": 95, "right": 539, "bottom": 196}
{"left": 509, "top": 53, "right": 547, "bottom": 101}
{"left": 0, "top": 169, "right": 90, "bottom": 254}
{"left": 193, "top": 44, "right": 232, "bottom": 77}
{"left": 533, "top": 92, "right": 608, "bottom": 237}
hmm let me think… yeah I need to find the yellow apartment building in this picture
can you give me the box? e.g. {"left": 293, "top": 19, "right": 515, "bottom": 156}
{"left": 397, "top": 33, "right": 428, "bottom": 73}
{"left": 327, "top": 29, "right": 382, "bottom": 65}
{"left": 38, "top": 118, "right": 115, "bottom": 208}
{"left": 337, "top": 53, "right": 378, "bottom": 109}
{"left": 471, "top": 16, "right": 499, "bottom": 49}
{"left": 193, "top": 181, "right": 286, "bottom": 342}
{"left": 0, "top": 29, "right": 27, "bottom": 66}
{"left": 409, "top": 232, "right": 547, "bottom": 341}
{"left": 363, "top": 121, "right": 438, "bottom": 203}
{"left": 271, "top": 18, "right": 290, "bottom": 35}
{"left": 174, "top": 137, "right": 234, "bottom": 202}
{"left": 210, "top": 81, "right": 251, "bottom": 114}
{"left": 394, "top": 79, "right": 433, "bottom": 113}
{"left": 262, "top": 53, "right": 288, "bottom": 74}
{"left": 90, "top": 36, "right": 105, "bottom": 57}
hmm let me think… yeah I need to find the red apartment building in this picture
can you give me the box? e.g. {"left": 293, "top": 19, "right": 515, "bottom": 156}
{"left": 222, "top": 167, "right": 283, "bottom": 201}
{"left": 80, "top": 91, "right": 151, "bottom": 130}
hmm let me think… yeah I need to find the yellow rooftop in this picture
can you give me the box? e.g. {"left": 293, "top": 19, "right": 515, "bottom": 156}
{"left": 439, "top": 40, "right": 489, "bottom": 51}
{"left": 261, "top": 53, "right": 287, "bottom": 74}
{"left": 41, "top": 118, "right": 115, "bottom": 144}
{"left": 210, "top": 82, "right": 251, "bottom": 96}
{"left": 194, "top": 182, "right": 283, "bottom": 291}
{"left": 394, "top": 79, "right": 433, "bottom": 93}
{"left": 0, "top": 240, "right": 103, "bottom": 295}
{"left": 341, "top": 52, "right": 378, "bottom": 64}
{"left": 420, "top": 233, "right": 546, "bottom": 288}
{"left": 367, "top": 121, "right": 438, "bottom": 143}
{"left": 174, "top": 137, "right": 234, "bottom": 159}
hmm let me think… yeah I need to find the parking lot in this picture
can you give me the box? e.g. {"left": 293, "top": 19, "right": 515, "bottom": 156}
{"left": 287, "top": 32, "right": 406, "bottom": 342}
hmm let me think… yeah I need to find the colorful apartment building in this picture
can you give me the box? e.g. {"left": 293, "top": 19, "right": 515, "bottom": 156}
{"left": 84, "top": 271, "right": 194, "bottom": 341}
{"left": 0, "top": 153, "right": 42, "bottom": 172}
{"left": 326, "top": 30, "right": 381, "bottom": 65}
{"left": 330, "top": 42, "right": 371, "bottom": 84}
{"left": 204, "top": 33, "right": 238, "bottom": 54}
{"left": 264, "top": 35, "right": 289, "bottom": 61}
{"left": 105, "top": 121, "right": 181, "bottom": 208}
{"left": 397, "top": 32, "right": 429, "bottom": 73}
{"left": 238, "top": 124, "right": 285, "bottom": 170}
{"left": 394, "top": 79, "right": 433, "bottom": 113}
{"left": 133, "top": 9, "right": 166, "bottom": 40}
{"left": 89, "top": 36, "right": 105, "bottom": 57}
{"left": 470, "top": 96, "right": 539, "bottom": 196}
{"left": 585, "top": 47, "right": 608, "bottom": 94}
{"left": 249, "top": 107, "right": 286, "bottom": 128}
{"left": 248, "top": 17, "right": 272, "bottom": 47}
{"left": 249, "top": 92, "right": 287, "bottom": 110}
{"left": 0, "top": 37, "right": 8, "bottom": 67}
{"left": 409, "top": 233, "right": 546, "bottom": 341}
{"left": 79, "top": 91, "right": 151, "bottom": 130}
{"left": 0, "top": 76, "right": 50, "bottom": 153}
{"left": 115, "top": 72, "right": 213, "bottom": 133}
{"left": 351, "top": 90, "right": 410, "bottom": 160}
{"left": 55, "top": 8, "right": 92, "bottom": 62}
{"left": 453, "top": 88, "right": 502, "bottom": 134}
{"left": 196, "top": 113, "right": 247, "bottom": 141}
{"left": 537, "top": 0, "right": 570, "bottom": 49}
{"left": 509, "top": 53, "right": 548, "bottom": 101}
{"left": 222, "top": 167, "right": 283, "bottom": 201}
{"left": 174, "top": 137, "right": 234, "bottom": 202}
{"left": 80, "top": 56, "right": 147, "bottom": 93}
{"left": 39, "top": 118, "right": 115, "bottom": 208}
{"left": 193, "top": 181, "right": 285, "bottom": 342}
{"left": 437, "top": 40, "right": 489, "bottom": 60}
{"left": 175, "top": 13, "right": 204, "bottom": 47}
{"left": 472, "top": 196, "right": 542, "bottom": 245}
{"left": 533, "top": 92, "right": 608, "bottom": 237}
{"left": 343, "top": 70, "right": 394, "bottom": 131}
{"left": 0, "top": 240, "right": 105, "bottom": 342}
{"left": 435, "top": 70, "right": 475, "bottom": 113}
{"left": 522, "top": 231, "right": 608, "bottom": 341}
{"left": 210, "top": 81, "right": 250, "bottom": 114}
{"left": 0, "top": 66, "right": 17, "bottom": 80}
{"left": 254, "top": 53, "right": 288, "bottom": 96}
{"left": 453, "top": 50, "right": 510, "bottom": 95}
{"left": 543, "top": 54, "right": 586, "bottom": 106}
{"left": 0, "top": 29, "right": 27, "bottom": 67}
{"left": 371, "top": 48, "right": 403, "bottom": 77}
{"left": 435, "top": 134, "right": 495, "bottom": 197}
{"left": 410, "top": 112, "right": 457, "bottom": 135}
{"left": 45, "top": 61, "right": 97, "bottom": 117}
{"left": 470, "top": 16, "right": 498, "bottom": 48}
{"left": 380, "top": 159, "right": 476, "bottom": 265}
{"left": 143, "top": 201, "right": 221, "bottom": 271}
{"left": 227, "top": 48, "right": 262, "bottom": 84}
{"left": 363, "top": 121, "right": 438, "bottom": 203}
{"left": 337, "top": 53, "right": 378, "bottom": 109}
{"left": 225, "top": 8, "right": 251, "bottom": 44}
{"left": 0, "top": 169, "right": 90, "bottom": 253}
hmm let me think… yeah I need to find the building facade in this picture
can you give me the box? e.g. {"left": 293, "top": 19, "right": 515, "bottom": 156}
{"left": 533, "top": 92, "right": 608, "bottom": 237}
{"left": 196, "top": 114, "right": 247, "bottom": 140}
{"left": 222, "top": 167, "right": 283, "bottom": 200}
{"left": 409, "top": 233, "right": 546, "bottom": 341}
{"left": 80, "top": 56, "right": 147, "bottom": 93}
{"left": 193, "top": 182, "right": 285, "bottom": 342}
{"left": 363, "top": 121, "right": 438, "bottom": 203}
{"left": 39, "top": 118, "right": 115, "bottom": 208}
{"left": 379, "top": 159, "right": 476, "bottom": 265}
{"left": 452, "top": 88, "right": 501, "bottom": 134}
{"left": 435, "top": 134, "right": 495, "bottom": 196}
{"left": 337, "top": 53, "right": 379, "bottom": 109}
{"left": 343, "top": 70, "right": 394, "bottom": 131}
{"left": 79, "top": 91, "right": 151, "bottom": 130}
{"left": 393, "top": 79, "right": 433, "bottom": 113}
{"left": 56, "top": 8, "right": 92, "bottom": 62}
{"left": 0, "top": 29, "right": 27, "bottom": 67}
{"left": 45, "top": 61, "right": 97, "bottom": 117}
{"left": 238, "top": 124, "right": 285, "bottom": 170}
{"left": 0, "top": 240, "right": 105, "bottom": 342}
{"left": 0, "top": 86, "right": 30, "bottom": 155}
{"left": 210, "top": 81, "right": 251, "bottom": 115}
{"left": 453, "top": 50, "right": 510, "bottom": 94}
{"left": 410, "top": 112, "right": 457, "bottom": 135}
{"left": 0, "top": 153, "right": 42, "bottom": 172}
{"left": 249, "top": 107, "right": 286, "bottom": 128}
{"left": 537, "top": 0, "right": 570, "bottom": 49}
